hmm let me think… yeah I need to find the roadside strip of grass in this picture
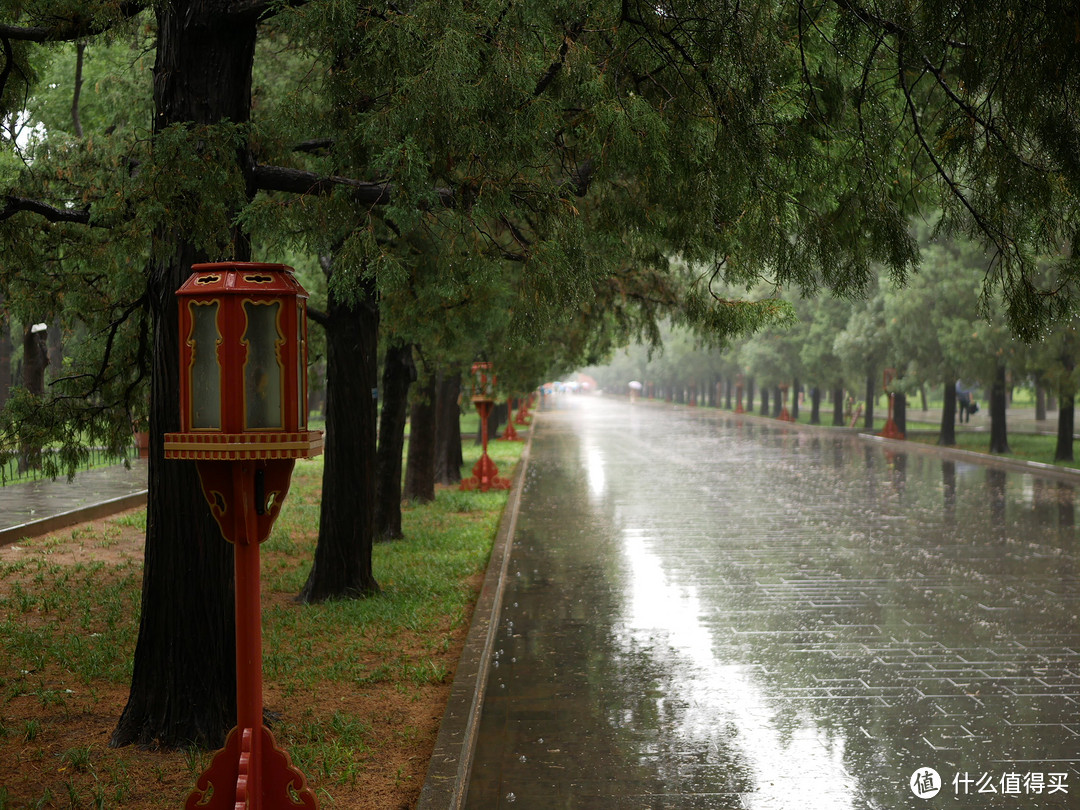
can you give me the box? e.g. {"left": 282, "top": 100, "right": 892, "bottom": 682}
{"left": 0, "top": 438, "right": 524, "bottom": 810}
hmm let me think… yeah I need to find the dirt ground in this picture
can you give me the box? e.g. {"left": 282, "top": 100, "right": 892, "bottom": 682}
{"left": 0, "top": 510, "right": 475, "bottom": 809}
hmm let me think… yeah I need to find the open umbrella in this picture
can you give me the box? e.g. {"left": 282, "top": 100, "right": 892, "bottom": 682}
{"left": 628, "top": 380, "right": 643, "bottom": 390}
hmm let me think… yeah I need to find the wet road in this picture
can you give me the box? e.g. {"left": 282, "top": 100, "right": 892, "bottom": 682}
{"left": 465, "top": 396, "right": 1080, "bottom": 809}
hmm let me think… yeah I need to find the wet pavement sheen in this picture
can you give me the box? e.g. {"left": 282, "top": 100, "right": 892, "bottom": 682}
{"left": 464, "top": 396, "right": 1080, "bottom": 809}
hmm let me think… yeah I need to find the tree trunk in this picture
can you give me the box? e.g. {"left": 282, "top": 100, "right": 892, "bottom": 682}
{"left": 18, "top": 324, "right": 49, "bottom": 472}
{"left": 791, "top": 378, "right": 800, "bottom": 420}
{"left": 435, "top": 370, "right": 463, "bottom": 485}
{"left": 864, "top": 372, "right": 875, "bottom": 430}
{"left": 939, "top": 378, "right": 957, "bottom": 445}
{"left": 1055, "top": 393, "right": 1074, "bottom": 462}
{"left": 299, "top": 275, "right": 380, "bottom": 602}
{"left": 771, "top": 386, "right": 782, "bottom": 418}
{"left": 1036, "top": 380, "right": 1047, "bottom": 421}
{"left": 894, "top": 391, "right": 906, "bottom": 436}
{"left": 1055, "top": 357, "right": 1075, "bottom": 462}
{"left": 374, "top": 342, "right": 414, "bottom": 540}
{"left": 0, "top": 309, "right": 10, "bottom": 410}
{"left": 22, "top": 324, "right": 47, "bottom": 396}
{"left": 989, "top": 362, "right": 1011, "bottom": 454}
{"left": 809, "top": 386, "right": 821, "bottom": 424}
{"left": 831, "top": 385, "right": 844, "bottom": 426}
{"left": 404, "top": 371, "right": 437, "bottom": 502}
{"left": 113, "top": 1, "right": 260, "bottom": 749}
{"left": 724, "top": 377, "right": 732, "bottom": 410}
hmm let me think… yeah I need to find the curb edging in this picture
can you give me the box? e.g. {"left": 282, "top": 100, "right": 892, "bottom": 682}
{"left": 415, "top": 426, "right": 534, "bottom": 810}
{"left": 0, "top": 491, "right": 148, "bottom": 548}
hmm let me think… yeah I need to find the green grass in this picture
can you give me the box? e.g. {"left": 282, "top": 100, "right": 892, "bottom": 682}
{"left": 909, "top": 431, "right": 1080, "bottom": 470}
{"left": 0, "top": 420, "right": 526, "bottom": 807}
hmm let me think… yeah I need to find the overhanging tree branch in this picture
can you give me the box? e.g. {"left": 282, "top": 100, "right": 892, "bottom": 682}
{"left": 252, "top": 164, "right": 456, "bottom": 207}
{"left": 0, "top": 195, "right": 94, "bottom": 225}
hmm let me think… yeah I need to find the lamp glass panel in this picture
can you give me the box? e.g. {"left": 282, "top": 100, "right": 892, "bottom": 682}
{"left": 188, "top": 302, "right": 221, "bottom": 429}
{"left": 243, "top": 300, "right": 284, "bottom": 429}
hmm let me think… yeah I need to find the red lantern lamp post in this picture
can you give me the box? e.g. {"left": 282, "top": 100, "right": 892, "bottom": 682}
{"left": 778, "top": 383, "right": 795, "bottom": 421}
{"left": 164, "top": 262, "right": 321, "bottom": 810}
{"left": 461, "top": 362, "right": 511, "bottom": 491}
{"left": 878, "top": 367, "right": 904, "bottom": 440}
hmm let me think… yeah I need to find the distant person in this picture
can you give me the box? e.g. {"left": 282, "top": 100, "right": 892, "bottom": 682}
{"left": 956, "top": 382, "right": 978, "bottom": 423}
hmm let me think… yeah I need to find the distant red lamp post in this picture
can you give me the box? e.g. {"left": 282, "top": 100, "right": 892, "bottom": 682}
{"left": 778, "top": 383, "right": 795, "bottom": 421}
{"left": 164, "top": 262, "right": 321, "bottom": 810}
{"left": 878, "top": 367, "right": 905, "bottom": 440}
{"left": 514, "top": 395, "right": 531, "bottom": 426}
{"left": 500, "top": 396, "right": 522, "bottom": 441}
{"left": 461, "top": 362, "right": 511, "bottom": 491}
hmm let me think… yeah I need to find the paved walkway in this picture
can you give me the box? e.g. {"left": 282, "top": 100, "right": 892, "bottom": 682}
{"left": 0, "top": 458, "right": 147, "bottom": 544}
{"left": 464, "top": 396, "right": 1079, "bottom": 809}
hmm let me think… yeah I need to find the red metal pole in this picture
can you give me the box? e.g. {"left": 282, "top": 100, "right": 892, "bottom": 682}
{"left": 234, "top": 462, "right": 264, "bottom": 810}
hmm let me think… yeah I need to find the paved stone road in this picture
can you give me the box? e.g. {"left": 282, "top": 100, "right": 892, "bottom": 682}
{"left": 466, "top": 396, "right": 1080, "bottom": 809}
{"left": 0, "top": 458, "right": 147, "bottom": 536}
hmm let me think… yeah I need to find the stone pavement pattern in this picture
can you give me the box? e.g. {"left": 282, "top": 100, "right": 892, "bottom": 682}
{"left": 465, "top": 396, "right": 1080, "bottom": 809}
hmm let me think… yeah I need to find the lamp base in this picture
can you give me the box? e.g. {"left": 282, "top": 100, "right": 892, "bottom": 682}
{"left": 186, "top": 725, "right": 317, "bottom": 810}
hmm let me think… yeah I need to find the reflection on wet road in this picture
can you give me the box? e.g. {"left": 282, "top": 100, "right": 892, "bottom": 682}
{"left": 465, "top": 397, "right": 1080, "bottom": 809}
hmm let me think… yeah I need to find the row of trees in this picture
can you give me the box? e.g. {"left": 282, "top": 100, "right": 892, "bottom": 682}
{"left": 588, "top": 229, "right": 1080, "bottom": 460}
{"left": 2, "top": 0, "right": 1079, "bottom": 752}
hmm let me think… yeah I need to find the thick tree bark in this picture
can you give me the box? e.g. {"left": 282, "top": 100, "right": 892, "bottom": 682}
{"left": 374, "top": 342, "right": 415, "bottom": 541}
{"left": 832, "top": 385, "right": 844, "bottom": 426}
{"left": 434, "top": 370, "right": 463, "bottom": 485}
{"left": 299, "top": 277, "right": 380, "bottom": 602}
{"left": 939, "top": 378, "right": 957, "bottom": 445}
{"left": 989, "top": 362, "right": 1011, "bottom": 454}
{"left": 113, "top": 0, "right": 260, "bottom": 749}
{"left": 791, "top": 378, "right": 800, "bottom": 420}
{"left": 759, "top": 386, "right": 769, "bottom": 415}
{"left": 809, "top": 386, "right": 821, "bottom": 424}
{"left": 404, "top": 371, "right": 437, "bottom": 502}
{"left": 771, "top": 386, "right": 782, "bottom": 418}
{"left": 1036, "top": 380, "right": 1047, "bottom": 421}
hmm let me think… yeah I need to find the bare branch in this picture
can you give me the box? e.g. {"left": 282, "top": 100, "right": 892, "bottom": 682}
{"left": 71, "top": 42, "right": 85, "bottom": 138}
{"left": 0, "top": 2, "right": 145, "bottom": 42}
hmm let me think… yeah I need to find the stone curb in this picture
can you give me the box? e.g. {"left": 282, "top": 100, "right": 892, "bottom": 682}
{"left": 861, "top": 433, "right": 1080, "bottom": 484}
{"left": 0, "top": 491, "right": 148, "bottom": 548}
{"left": 415, "top": 425, "right": 534, "bottom": 810}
